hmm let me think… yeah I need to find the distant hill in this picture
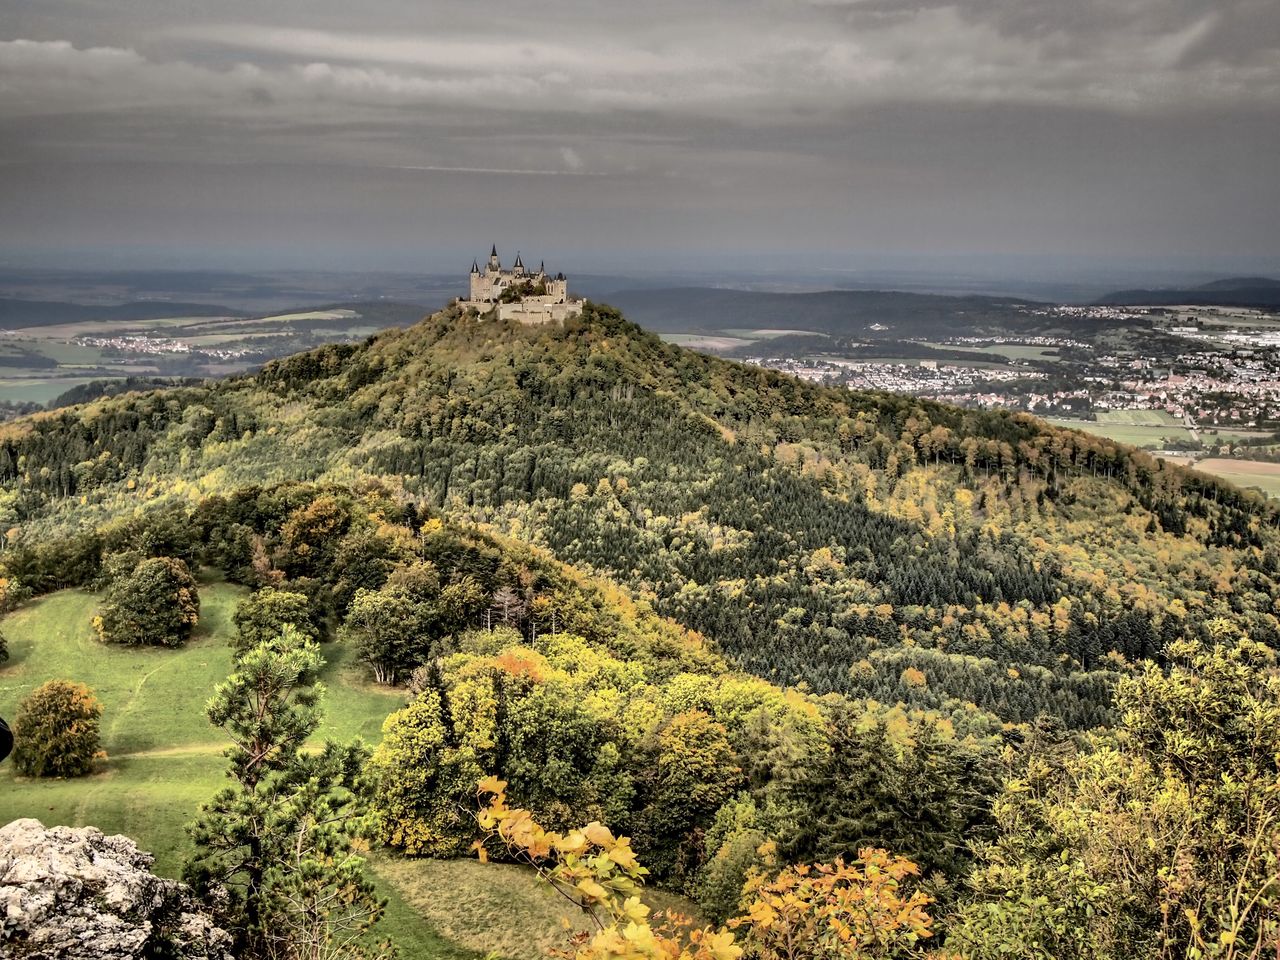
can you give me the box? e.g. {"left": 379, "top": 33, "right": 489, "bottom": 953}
{"left": 0, "top": 298, "right": 245, "bottom": 328}
{"left": 1095, "top": 276, "right": 1280, "bottom": 308}
{"left": 602, "top": 287, "right": 1048, "bottom": 337}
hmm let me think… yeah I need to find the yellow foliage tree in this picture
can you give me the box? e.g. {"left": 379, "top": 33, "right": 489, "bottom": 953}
{"left": 475, "top": 777, "right": 741, "bottom": 960}
{"left": 733, "top": 849, "right": 936, "bottom": 960}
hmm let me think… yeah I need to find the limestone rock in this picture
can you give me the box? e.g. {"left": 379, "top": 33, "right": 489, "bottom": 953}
{"left": 0, "top": 818, "right": 232, "bottom": 960}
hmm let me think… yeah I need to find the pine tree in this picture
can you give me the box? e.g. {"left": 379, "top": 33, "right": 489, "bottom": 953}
{"left": 185, "top": 627, "right": 390, "bottom": 959}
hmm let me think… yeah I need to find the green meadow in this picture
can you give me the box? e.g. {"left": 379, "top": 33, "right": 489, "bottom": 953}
{"left": 0, "top": 580, "right": 661, "bottom": 959}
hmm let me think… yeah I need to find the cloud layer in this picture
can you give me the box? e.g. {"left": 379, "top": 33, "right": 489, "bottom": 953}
{"left": 0, "top": 0, "right": 1277, "bottom": 270}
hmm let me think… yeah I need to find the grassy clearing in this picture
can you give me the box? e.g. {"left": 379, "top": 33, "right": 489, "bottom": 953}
{"left": 373, "top": 857, "right": 701, "bottom": 960}
{"left": 0, "top": 583, "right": 673, "bottom": 958}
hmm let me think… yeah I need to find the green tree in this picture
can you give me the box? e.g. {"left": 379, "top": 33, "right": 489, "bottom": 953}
{"left": 339, "top": 586, "right": 437, "bottom": 685}
{"left": 11, "top": 679, "right": 102, "bottom": 777}
{"left": 95, "top": 555, "right": 200, "bottom": 647}
{"left": 952, "top": 636, "right": 1280, "bottom": 960}
{"left": 635, "top": 710, "right": 743, "bottom": 883}
{"left": 185, "top": 628, "right": 389, "bottom": 960}
{"left": 233, "top": 587, "right": 316, "bottom": 656}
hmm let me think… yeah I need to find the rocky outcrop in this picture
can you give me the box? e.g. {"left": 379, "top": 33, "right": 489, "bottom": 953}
{"left": 0, "top": 818, "right": 232, "bottom": 960}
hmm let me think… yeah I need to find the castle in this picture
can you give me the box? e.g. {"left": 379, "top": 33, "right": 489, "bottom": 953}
{"left": 457, "top": 246, "right": 582, "bottom": 323}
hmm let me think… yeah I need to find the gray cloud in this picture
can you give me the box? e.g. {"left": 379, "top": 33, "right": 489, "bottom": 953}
{"left": 0, "top": 0, "right": 1276, "bottom": 272}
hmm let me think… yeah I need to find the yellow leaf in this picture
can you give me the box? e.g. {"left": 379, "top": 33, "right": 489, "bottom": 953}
{"left": 478, "top": 775, "right": 507, "bottom": 795}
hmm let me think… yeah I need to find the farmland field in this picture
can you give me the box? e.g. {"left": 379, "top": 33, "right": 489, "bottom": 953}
{"left": 1188, "top": 458, "right": 1280, "bottom": 498}
{"left": 659, "top": 333, "right": 754, "bottom": 351}
{"left": 1094, "top": 409, "right": 1183, "bottom": 426}
{"left": 1045, "top": 417, "right": 1195, "bottom": 448}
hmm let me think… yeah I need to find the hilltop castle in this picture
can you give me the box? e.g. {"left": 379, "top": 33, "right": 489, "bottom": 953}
{"left": 457, "top": 246, "right": 582, "bottom": 324}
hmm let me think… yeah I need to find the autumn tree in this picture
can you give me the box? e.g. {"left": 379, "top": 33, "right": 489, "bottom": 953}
{"left": 95, "top": 555, "right": 200, "bottom": 647}
{"left": 11, "top": 679, "right": 102, "bottom": 778}
{"left": 635, "top": 710, "right": 743, "bottom": 883}
{"left": 475, "top": 777, "right": 742, "bottom": 960}
{"left": 732, "top": 849, "right": 936, "bottom": 960}
{"left": 952, "top": 635, "right": 1280, "bottom": 960}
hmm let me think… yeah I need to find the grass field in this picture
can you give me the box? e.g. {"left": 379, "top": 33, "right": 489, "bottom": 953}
{"left": 1189, "top": 459, "right": 1280, "bottom": 498}
{"left": 1045, "top": 417, "right": 1195, "bottom": 449}
{"left": 658, "top": 333, "right": 754, "bottom": 351}
{"left": 0, "top": 581, "right": 681, "bottom": 957}
{"left": 374, "top": 858, "right": 700, "bottom": 960}
{"left": 0, "top": 376, "right": 117, "bottom": 404}
{"left": 720, "top": 328, "right": 828, "bottom": 340}
{"left": 1094, "top": 410, "right": 1183, "bottom": 426}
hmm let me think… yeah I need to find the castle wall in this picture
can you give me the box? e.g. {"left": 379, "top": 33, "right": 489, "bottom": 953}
{"left": 463, "top": 250, "right": 579, "bottom": 324}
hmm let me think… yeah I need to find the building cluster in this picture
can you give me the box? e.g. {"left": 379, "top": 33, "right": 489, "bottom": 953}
{"left": 741, "top": 355, "right": 1049, "bottom": 395}
{"left": 457, "top": 246, "right": 582, "bottom": 324}
{"left": 75, "top": 334, "right": 252, "bottom": 361}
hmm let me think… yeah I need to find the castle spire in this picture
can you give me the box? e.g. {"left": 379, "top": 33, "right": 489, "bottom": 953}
{"left": 471, "top": 259, "right": 479, "bottom": 274}
{"left": 490, "top": 243, "right": 498, "bottom": 257}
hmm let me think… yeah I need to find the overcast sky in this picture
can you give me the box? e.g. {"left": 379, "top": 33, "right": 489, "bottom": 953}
{"left": 1, "top": 0, "right": 1277, "bottom": 276}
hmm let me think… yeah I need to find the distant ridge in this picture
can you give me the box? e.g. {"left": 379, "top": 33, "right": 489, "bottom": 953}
{"left": 603, "top": 286, "right": 1044, "bottom": 337}
{"left": 0, "top": 298, "right": 245, "bottom": 328}
{"left": 1094, "top": 277, "right": 1280, "bottom": 308}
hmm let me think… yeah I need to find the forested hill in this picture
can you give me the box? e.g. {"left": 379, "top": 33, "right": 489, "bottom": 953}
{"left": 1, "top": 302, "right": 1277, "bottom": 729}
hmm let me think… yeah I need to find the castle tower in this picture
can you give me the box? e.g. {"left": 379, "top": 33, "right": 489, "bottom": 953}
{"left": 459, "top": 246, "right": 579, "bottom": 321}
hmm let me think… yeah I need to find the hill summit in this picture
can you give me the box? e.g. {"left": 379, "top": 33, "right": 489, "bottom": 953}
{"left": 1, "top": 302, "right": 1276, "bottom": 729}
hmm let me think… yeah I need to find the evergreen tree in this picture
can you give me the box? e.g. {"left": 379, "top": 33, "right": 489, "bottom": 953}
{"left": 185, "top": 628, "right": 389, "bottom": 959}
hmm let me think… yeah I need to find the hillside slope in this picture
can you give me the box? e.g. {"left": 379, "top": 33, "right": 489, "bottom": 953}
{"left": 1, "top": 303, "right": 1276, "bottom": 727}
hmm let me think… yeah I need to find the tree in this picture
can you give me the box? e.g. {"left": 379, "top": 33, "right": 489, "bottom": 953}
{"left": 732, "top": 849, "right": 936, "bottom": 960}
{"left": 233, "top": 588, "right": 316, "bottom": 656}
{"left": 475, "top": 777, "right": 741, "bottom": 960}
{"left": 339, "top": 586, "right": 437, "bottom": 685}
{"left": 635, "top": 711, "right": 743, "bottom": 884}
{"left": 11, "top": 679, "right": 102, "bottom": 778}
{"left": 952, "top": 637, "right": 1280, "bottom": 960}
{"left": 185, "top": 628, "right": 390, "bottom": 960}
{"left": 95, "top": 555, "right": 200, "bottom": 647}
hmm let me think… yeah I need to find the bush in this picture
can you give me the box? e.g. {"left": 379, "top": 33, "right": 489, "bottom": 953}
{"left": 95, "top": 556, "right": 200, "bottom": 647}
{"left": 12, "top": 679, "right": 102, "bottom": 777}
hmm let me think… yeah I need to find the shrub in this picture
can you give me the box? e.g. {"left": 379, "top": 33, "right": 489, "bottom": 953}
{"left": 95, "top": 556, "right": 200, "bottom": 647}
{"left": 12, "top": 679, "right": 102, "bottom": 777}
